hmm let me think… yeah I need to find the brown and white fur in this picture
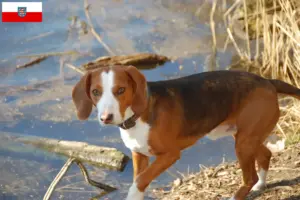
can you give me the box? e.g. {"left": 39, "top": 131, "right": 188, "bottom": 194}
{"left": 72, "top": 65, "right": 300, "bottom": 200}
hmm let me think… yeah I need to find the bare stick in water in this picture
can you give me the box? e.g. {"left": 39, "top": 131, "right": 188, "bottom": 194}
{"left": 16, "top": 56, "right": 48, "bottom": 70}
{"left": 16, "top": 50, "right": 79, "bottom": 58}
{"left": 83, "top": 0, "right": 116, "bottom": 56}
{"left": 76, "top": 161, "right": 117, "bottom": 192}
{"left": 65, "top": 63, "right": 85, "bottom": 75}
{"left": 43, "top": 158, "right": 75, "bottom": 200}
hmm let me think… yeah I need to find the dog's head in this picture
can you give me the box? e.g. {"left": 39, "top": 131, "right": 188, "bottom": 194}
{"left": 72, "top": 65, "right": 147, "bottom": 126}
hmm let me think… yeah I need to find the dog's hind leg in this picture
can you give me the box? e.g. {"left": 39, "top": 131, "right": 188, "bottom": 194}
{"left": 230, "top": 88, "right": 280, "bottom": 200}
{"left": 233, "top": 125, "right": 278, "bottom": 199}
{"left": 252, "top": 145, "right": 272, "bottom": 191}
{"left": 232, "top": 134, "right": 259, "bottom": 200}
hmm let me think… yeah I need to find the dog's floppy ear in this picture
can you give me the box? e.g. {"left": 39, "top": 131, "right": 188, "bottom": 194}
{"left": 125, "top": 66, "right": 147, "bottom": 116}
{"left": 72, "top": 72, "right": 93, "bottom": 120}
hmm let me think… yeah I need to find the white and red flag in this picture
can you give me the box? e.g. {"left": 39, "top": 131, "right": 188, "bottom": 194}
{"left": 2, "top": 2, "right": 43, "bottom": 22}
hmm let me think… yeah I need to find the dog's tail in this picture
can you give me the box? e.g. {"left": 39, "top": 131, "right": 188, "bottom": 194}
{"left": 269, "top": 79, "right": 300, "bottom": 100}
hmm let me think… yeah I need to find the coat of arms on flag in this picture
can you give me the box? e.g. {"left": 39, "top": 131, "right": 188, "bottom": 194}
{"left": 18, "top": 7, "right": 27, "bottom": 18}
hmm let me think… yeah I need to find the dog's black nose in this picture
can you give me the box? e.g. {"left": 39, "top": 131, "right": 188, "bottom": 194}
{"left": 100, "top": 113, "right": 114, "bottom": 123}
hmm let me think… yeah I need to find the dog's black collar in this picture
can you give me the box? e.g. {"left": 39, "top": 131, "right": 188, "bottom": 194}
{"left": 118, "top": 114, "right": 139, "bottom": 130}
{"left": 118, "top": 86, "right": 151, "bottom": 130}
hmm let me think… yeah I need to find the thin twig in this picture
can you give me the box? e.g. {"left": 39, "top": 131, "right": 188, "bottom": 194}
{"left": 83, "top": 0, "right": 116, "bottom": 56}
{"left": 65, "top": 63, "right": 85, "bottom": 75}
{"left": 17, "top": 51, "right": 79, "bottom": 58}
{"left": 56, "top": 180, "right": 85, "bottom": 191}
{"left": 75, "top": 161, "right": 117, "bottom": 192}
{"left": 16, "top": 56, "right": 48, "bottom": 70}
{"left": 243, "top": 0, "right": 251, "bottom": 59}
{"left": 222, "top": 34, "right": 231, "bottom": 52}
{"left": 26, "top": 31, "right": 54, "bottom": 42}
{"left": 226, "top": 28, "right": 244, "bottom": 58}
{"left": 255, "top": 0, "right": 260, "bottom": 60}
{"left": 209, "top": 0, "right": 218, "bottom": 71}
{"left": 241, "top": 5, "right": 282, "bottom": 19}
{"left": 224, "top": 0, "right": 241, "bottom": 17}
{"left": 165, "top": 169, "right": 180, "bottom": 179}
{"left": 43, "top": 158, "right": 75, "bottom": 200}
{"left": 276, "top": 22, "right": 300, "bottom": 48}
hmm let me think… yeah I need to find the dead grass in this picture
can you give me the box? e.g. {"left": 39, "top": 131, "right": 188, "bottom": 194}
{"left": 225, "top": 0, "right": 300, "bottom": 145}
{"left": 154, "top": 143, "right": 300, "bottom": 200}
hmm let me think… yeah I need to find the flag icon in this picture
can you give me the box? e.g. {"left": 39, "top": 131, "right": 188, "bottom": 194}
{"left": 2, "top": 2, "right": 42, "bottom": 22}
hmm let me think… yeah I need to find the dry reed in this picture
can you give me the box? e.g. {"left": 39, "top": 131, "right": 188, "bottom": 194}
{"left": 225, "top": 0, "right": 300, "bottom": 144}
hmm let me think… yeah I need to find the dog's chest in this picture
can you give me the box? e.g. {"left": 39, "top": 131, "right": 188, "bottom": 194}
{"left": 119, "top": 119, "right": 152, "bottom": 157}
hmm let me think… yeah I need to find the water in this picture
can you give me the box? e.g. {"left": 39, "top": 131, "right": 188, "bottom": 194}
{"left": 0, "top": 0, "right": 237, "bottom": 199}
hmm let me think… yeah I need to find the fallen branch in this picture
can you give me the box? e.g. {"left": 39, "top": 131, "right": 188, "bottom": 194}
{"left": 16, "top": 136, "right": 129, "bottom": 171}
{"left": 82, "top": 53, "right": 171, "bottom": 71}
{"left": 1, "top": 132, "right": 128, "bottom": 199}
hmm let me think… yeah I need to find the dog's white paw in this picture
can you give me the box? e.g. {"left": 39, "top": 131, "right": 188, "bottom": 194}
{"left": 251, "top": 169, "right": 267, "bottom": 191}
{"left": 251, "top": 181, "right": 266, "bottom": 191}
{"left": 125, "top": 183, "right": 144, "bottom": 200}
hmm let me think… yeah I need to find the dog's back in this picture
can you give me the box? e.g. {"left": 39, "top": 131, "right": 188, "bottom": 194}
{"left": 147, "top": 70, "right": 299, "bottom": 137}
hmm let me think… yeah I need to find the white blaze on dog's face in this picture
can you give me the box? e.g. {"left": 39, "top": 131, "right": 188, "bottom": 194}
{"left": 94, "top": 69, "right": 133, "bottom": 125}
{"left": 72, "top": 66, "right": 148, "bottom": 125}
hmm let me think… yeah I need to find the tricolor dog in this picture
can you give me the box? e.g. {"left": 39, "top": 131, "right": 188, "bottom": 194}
{"left": 72, "top": 65, "right": 300, "bottom": 200}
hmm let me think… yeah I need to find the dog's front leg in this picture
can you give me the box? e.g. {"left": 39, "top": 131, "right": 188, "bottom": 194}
{"left": 126, "top": 151, "right": 180, "bottom": 200}
{"left": 132, "top": 151, "right": 149, "bottom": 181}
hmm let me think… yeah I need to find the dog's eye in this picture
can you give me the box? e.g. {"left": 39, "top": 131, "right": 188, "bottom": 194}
{"left": 92, "top": 89, "right": 101, "bottom": 96}
{"left": 116, "top": 87, "right": 125, "bottom": 95}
